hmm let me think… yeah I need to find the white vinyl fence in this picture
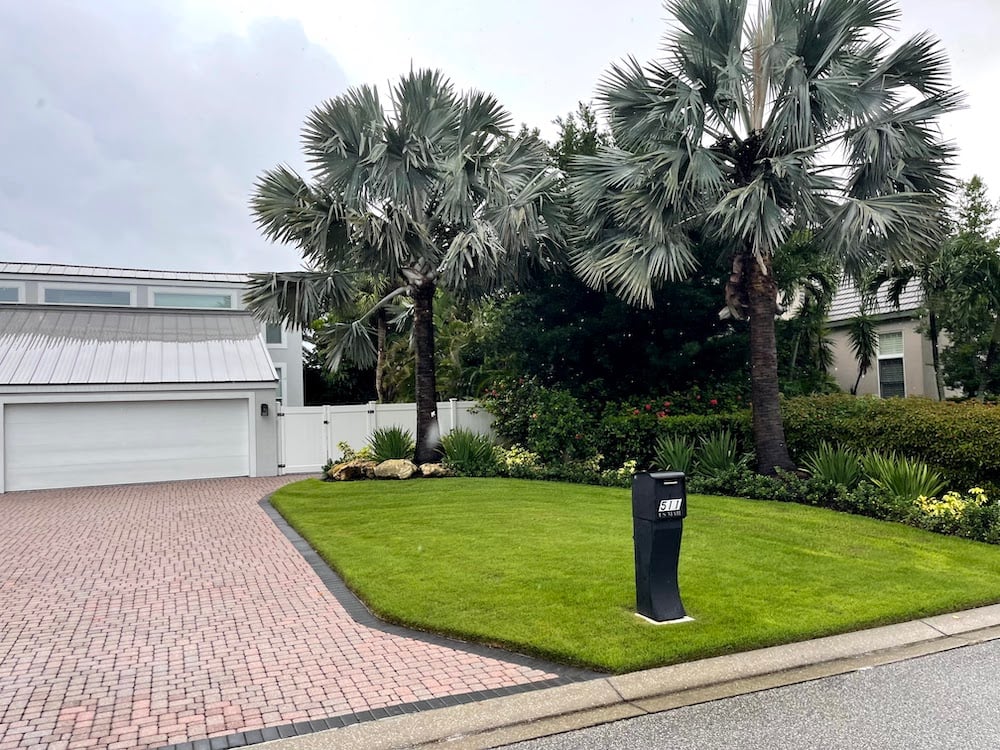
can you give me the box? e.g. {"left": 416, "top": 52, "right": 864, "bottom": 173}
{"left": 277, "top": 399, "right": 494, "bottom": 474}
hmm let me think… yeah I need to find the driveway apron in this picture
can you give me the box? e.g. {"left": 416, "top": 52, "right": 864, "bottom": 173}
{"left": 0, "top": 477, "right": 565, "bottom": 749}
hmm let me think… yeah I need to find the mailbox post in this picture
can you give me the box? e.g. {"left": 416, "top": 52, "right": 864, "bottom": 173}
{"left": 632, "top": 471, "right": 688, "bottom": 622}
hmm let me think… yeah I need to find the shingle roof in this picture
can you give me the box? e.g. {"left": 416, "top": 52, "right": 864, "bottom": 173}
{"left": 0, "top": 307, "right": 276, "bottom": 386}
{"left": 827, "top": 280, "right": 923, "bottom": 323}
{"left": 0, "top": 262, "right": 249, "bottom": 283}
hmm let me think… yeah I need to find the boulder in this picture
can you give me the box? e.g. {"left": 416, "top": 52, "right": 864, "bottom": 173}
{"left": 327, "top": 459, "right": 376, "bottom": 481}
{"left": 419, "top": 463, "right": 449, "bottom": 478}
{"left": 374, "top": 459, "right": 419, "bottom": 480}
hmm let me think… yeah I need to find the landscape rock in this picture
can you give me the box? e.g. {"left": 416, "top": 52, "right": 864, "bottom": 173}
{"left": 374, "top": 459, "right": 418, "bottom": 480}
{"left": 327, "top": 459, "right": 376, "bottom": 481}
{"left": 419, "top": 463, "right": 449, "bottom": 478}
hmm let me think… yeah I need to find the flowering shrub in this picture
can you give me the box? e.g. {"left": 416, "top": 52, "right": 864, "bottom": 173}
{"left": 915, "top": 488, "right": 992, "bottom": 535}
{"left": 495, "top": 445, "right": 543, "bottom": 479}
{"left": 335, "top": 441, "right": 376, "bottom": 462}
{"left": 599, "top": 459, "right": 638, "bottom": 488}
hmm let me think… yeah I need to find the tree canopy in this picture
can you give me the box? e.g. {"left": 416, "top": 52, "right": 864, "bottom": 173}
{"left": 569, "top": 0, "right": 962, "bottom": 472}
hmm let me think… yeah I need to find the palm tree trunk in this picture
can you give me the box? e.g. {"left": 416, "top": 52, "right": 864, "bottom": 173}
{"left": 927, "top": 310, "right": 945, "bottom": 401}
{"left": 746, "top": 254, "right": 795, "bottom": 474}
{"left": 375, "top": 310, "right": 388, "bottom": 404}
{"left": 412, "top": 282, "right": 443, "bottom": 464}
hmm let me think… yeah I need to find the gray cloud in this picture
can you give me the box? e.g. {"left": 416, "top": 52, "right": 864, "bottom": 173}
{"left": 0, "top": 0, "right": 348, "bottom": 273}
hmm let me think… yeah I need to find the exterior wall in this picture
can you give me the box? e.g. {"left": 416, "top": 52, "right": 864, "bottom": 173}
{"left": 827, "top": 318, "right": 937, "bottom": 399}
{"left": 265, "top": 326, "right": 304, "bottom": 408}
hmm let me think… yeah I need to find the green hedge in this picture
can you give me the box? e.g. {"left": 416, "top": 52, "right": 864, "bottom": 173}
{"left": 781, "top": 395, "right": 1000, "bottom": 491}
{"left": 598, "top": 410, "right": 752, "bottom": 468}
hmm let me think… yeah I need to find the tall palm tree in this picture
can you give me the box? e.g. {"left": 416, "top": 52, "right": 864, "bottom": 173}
{"left": 247, "top": 70, "right": 566, "bottom": 463}
{"left": 570, "top": 0, "right": 961, "bottom": 473}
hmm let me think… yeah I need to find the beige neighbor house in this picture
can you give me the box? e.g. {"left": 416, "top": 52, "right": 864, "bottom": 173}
{"left": 825, "top": 281, "right": 941, "bottom": 399}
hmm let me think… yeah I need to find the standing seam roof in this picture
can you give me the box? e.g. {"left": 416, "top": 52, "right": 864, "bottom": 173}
{"left": 0, "top": 307, "right": 277, "bottom": 386}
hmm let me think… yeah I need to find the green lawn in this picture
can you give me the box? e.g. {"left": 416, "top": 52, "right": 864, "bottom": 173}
{"left": 271, "top": 478, "right": 1000, "bottom": 673}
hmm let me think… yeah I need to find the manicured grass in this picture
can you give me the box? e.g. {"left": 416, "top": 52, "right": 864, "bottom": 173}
{"left": 271, "top": 478, "right": 1000, "bottom": 673}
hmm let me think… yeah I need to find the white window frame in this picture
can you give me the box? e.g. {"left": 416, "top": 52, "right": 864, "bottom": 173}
{"left": 877, "top": 331, "right": 905, "bottom": 399}
{"left": 41, "top": 283, "right": 136, "bottom": 307}
{"left": 273, "top": 364, "right": 287, "bottom": 402}
{"left": 263, "top": 322, "right": 287, "bottom": 348}
{"left": 149, "top": 286, "right": 240, "bottom": 310}
{"left": 0, "top": 282, "right": 25, "bottom": 303}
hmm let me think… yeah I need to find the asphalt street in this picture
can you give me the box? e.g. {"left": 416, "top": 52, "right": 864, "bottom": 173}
{"left": 503, "top": 639, "right": 1000, "bottom": 750}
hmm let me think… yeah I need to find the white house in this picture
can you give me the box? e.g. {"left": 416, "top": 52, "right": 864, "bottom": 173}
{"left": 0, "top": 263, "right": 305, "bottom": 492}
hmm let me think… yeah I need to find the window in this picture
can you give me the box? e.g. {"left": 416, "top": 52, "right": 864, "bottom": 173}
{"left": 273, "top": 364, "right": 285, "bottom": 401}
{"left": 0, "top": 286, "right": 21, "bottom": 302}
{"left": 152, "top": 291, "right": 233, "bottom": 309}
{"left": 264, "top": 323, "right": 284, "bottom": 346}
{"left": 43, "top": 286, "right": 133, "bottom": 305}
{"left": 877, "top": 331, "right": 905, "bottom": 398}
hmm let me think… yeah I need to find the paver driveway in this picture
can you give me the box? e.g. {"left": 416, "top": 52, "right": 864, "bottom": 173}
{"left": 0, "top": 477, "right": 562, "bottom": 749}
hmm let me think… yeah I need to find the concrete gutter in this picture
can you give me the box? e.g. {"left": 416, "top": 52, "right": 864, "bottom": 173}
{"left": 261, "top": 603, "right": 1000, "bottom": 750}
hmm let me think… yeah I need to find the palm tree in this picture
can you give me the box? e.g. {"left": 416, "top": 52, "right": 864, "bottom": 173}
{"left": 570, "top": 0, "right": 961, "bottom": 473}
{"left": 845, "top": 313, "right": 878, "bottom": 395}
{"left": 245, "top": 70, "right": 566, "bottom": 463}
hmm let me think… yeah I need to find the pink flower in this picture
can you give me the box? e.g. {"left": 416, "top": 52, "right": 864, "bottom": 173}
{"left": 695, "top": 394, "right": 701, "bottom": 401}
{"left": 710, "top": 399, "right": 718, "bottom": 406}
{"left": 632, "top": 408, "right": 640, "bottom": 415}
{"left": 656, "top": 411, "right": 666, "bottom": 418}
{"left": 664, "top": 401, "right": 672, "bottom": 407}
{"left": 645, "top": 403, "right": 652, "bottom": 410}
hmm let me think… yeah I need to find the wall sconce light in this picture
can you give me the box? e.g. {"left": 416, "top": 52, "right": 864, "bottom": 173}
{"left": 260, "top": 403, "right": 269, "bottom": 417}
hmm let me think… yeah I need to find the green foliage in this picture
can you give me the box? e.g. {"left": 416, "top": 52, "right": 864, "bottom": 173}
{"left": 654, "top": 434, "right": 695, "bottom": 473}
{"left": 336, "top": 441, "right": 376, "bottom": 463}
{"left": 494, "top": 445, "right": 543, "bottom": 480}
{"left": 696, "top": 430, "right": 750, "bottom": 480}
{"left": 478, "top": 270, "right": 750, "bottom": 404}
{"left": 802, "top": 442, "right": 863, "bottom": 488}
{"left": 441, "top": 429, "right": 499, "bottom": 477}
{"left": 781, "top": 395, "right": 1000, "bottom": 491}
{"left": 860, "top": 452, "right": 947, "bottom": 503}
{"left": 481, "top": 378, "right": 597, "bottom": 464}
{"left": 367, "top": 427, "right": 416, "bottom": 463}
{"left": 599, "top": 409, "right": 752, "bottom": 469}
{"left": 687, "top": 469, "right": 910, "bottom": 524}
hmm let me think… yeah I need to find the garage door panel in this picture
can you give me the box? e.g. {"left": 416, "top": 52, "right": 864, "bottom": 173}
{"left": 5, "top": 399, "right": 250, "bottom": 491}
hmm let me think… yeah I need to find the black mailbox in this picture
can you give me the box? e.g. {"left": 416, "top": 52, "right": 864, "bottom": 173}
{"left": 632, "top": 471, "right": 687, "bottom": 622}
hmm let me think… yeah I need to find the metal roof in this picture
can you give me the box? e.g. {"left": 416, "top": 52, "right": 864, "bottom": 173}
{"left": 827, "top": 280, "right": 923, "bottom": 323}
{"left": 0, "top": 307, "right": 277, "bottom": 386}
{"left": 0, "top": 262, "right": 249, "bottom": 283}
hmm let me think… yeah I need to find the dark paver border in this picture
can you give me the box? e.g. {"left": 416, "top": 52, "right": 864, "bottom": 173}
{"left": 154, "top": 493, "right": 598, "bottom": 750}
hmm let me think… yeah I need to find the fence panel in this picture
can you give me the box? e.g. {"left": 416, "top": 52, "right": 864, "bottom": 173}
{"left": 279, "top": 407, "right": 329, "bottom": 474}
{"left": 278, "top": 399, "right": 495, "bottom": 475}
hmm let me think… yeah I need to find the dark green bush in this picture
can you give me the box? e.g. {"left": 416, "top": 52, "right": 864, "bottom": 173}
{"left": 482, "top": 378, "right": 597, "bottom": 464}
{"left": 782, "top": 395, "right": 1000, "bottom": 492}
{"left": 599, "top": 409, "right": 752, "bottom": 468}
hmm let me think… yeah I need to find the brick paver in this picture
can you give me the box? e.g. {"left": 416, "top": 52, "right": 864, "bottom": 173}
{"left": 0, "top": 477, "right": 559, "bottom": 749}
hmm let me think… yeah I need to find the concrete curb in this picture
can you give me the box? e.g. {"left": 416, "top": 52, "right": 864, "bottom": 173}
{"left": 257, "top": 603, "right": 1000, "bottom": 750}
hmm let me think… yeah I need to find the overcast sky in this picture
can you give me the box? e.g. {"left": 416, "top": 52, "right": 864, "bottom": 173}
{"left": 2, "top": 0, "right": 997, "bottom": 273}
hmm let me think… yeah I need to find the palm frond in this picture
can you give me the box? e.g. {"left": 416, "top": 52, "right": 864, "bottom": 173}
{"left": 317, "top": 318, "right": 379, "bottom": 371}
{"left": 243, "top": 271, "right": 357, "bottom": 329}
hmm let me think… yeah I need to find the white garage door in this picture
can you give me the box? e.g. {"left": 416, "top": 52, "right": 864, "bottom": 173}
{"left": 4, "top": 399, "right": 250, "bottom": 491}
